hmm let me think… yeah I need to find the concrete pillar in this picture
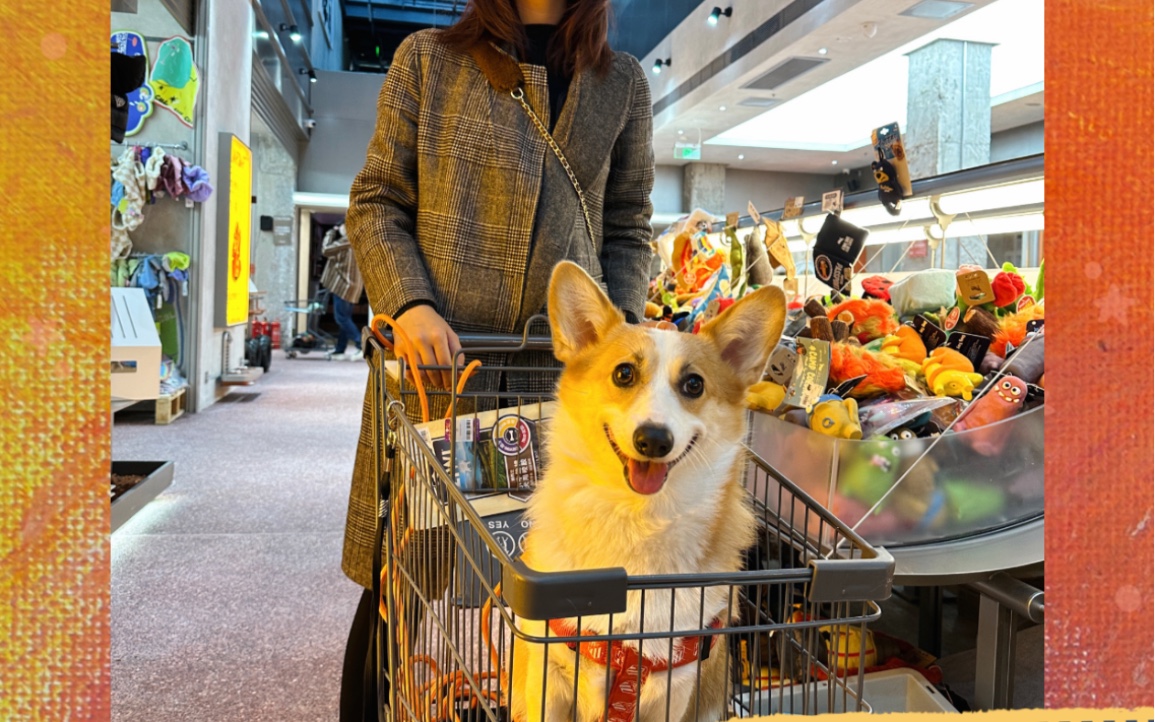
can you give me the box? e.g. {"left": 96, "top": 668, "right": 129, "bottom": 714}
{"left": 904, "top": 38, "right": 995, "bottom": 268}
{"left": 191, "top": 0, "right": 253, "bottom": 409}
{"left": 905, "top": 39, "right": 994, "bottom": 178}
{"left": 682, "top": 162, "right": 726, "bottom": 214}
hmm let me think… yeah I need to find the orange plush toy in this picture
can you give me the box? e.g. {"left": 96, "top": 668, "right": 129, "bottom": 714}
{"left": 879, "top": 325, "right": 927, "bottom": 364}
{"left": 827, "top": 298, "right": 900, "bottom": 344}
{"left": 992, "top": 303, "right": 1045, "bottom": 357}
{"left": 830, "top": 343, "right": 907, "bottom": 399}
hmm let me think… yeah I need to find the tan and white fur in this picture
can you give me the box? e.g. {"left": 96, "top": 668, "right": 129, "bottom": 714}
{"left": 510, "top": 262, "right": 786, "bottom": 722}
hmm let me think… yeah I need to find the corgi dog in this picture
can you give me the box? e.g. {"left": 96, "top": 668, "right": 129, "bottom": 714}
{"left": 509, "top": 262, "right": 786, "bottom": 722}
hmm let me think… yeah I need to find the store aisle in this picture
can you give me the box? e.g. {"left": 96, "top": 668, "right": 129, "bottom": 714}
{"left": 112, "top": 355, "right": 369, "bottom": 721}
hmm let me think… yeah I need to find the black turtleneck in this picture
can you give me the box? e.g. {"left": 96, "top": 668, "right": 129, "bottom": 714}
{"left": 523, "top": 24, "right": 570, "bottom": 130}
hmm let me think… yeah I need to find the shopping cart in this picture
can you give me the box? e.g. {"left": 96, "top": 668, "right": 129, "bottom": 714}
{"left": 365, "top": 319, "right": 895, "bottom": 722}
{"left": 284, "top": 288, "right": 337, "bottom": 359}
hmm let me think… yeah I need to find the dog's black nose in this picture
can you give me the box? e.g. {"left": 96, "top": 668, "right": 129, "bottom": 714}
{"left": 633, "top": 424, "right": 674, "bottom": 459}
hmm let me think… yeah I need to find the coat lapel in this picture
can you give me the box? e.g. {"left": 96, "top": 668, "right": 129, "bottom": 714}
{"left": 469, "top": 42, "right": 637, "bottom": 327}
{"left": 518, "top": 59, "right": 635, "bottom": 325}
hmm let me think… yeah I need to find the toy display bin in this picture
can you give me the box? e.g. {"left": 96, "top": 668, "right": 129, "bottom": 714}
{"left": 746, "top": 406, "right": 1043, "bottom": 549}
{"left": 738, "top": 668, "right": 960, "bottom": 716}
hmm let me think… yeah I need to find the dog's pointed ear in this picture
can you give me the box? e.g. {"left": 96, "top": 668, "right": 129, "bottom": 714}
{"left": 700, "top": 286, "right": 787, "bottom": 388}
{"left": 548, "top": 261, "right": 624, "bottom": 364}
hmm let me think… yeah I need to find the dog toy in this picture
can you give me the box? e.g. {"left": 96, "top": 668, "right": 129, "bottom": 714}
{"left": 929, "top": 368, "right": 983, "bottom": 400}
{"left": 837, "top": 439, "right": 944, "bottom": 528}
{"left": 808, "top": 394, "right": 862, "bottom": 439}
{"left": 880, "top": 325, "right": 927, "bottom": 364}
{"left": 826, "top": 298, "right": 899, "bottom": 343}
{"left": 766, "top": 340, "right": 798, "bottom": 385}
{"left": 940, "top": 479, "right": 1007, "bottom": 524}
{"left": 746, "top": 381, "right": 786, "bottom": 414}
{"left": 991, "top": 268, "right": 1026, "bottom": 308}
{"left": 953, "top": 375, "right": 1028, "bottom": 455}
{"left": 830, "top": 343, "right": 907, "bottom": 399}
{"left": 921, "top": 347, "right": 974, "bottom": 387}
{"left": 861, "top": 276, "right": 894, "bottom": 302}
{"left": 872, "top": 156, "right": 904, "bottom": 215}
{"left": 959, "top": 306, "right": 1001, "bottom": 342}
{"left": 1003, "top": 334, "right": 1045, "bottom": 384}
{"left": 992, "top": 303, "right": 1045, "bottom": 357}
{"left": 888, "top": 269, "right": 957, "bottom": 318}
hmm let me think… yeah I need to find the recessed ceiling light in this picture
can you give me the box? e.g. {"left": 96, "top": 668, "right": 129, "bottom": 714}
{"left": 831, "top": 160, "right": 838, "bottom": 165}
{"left": 818, "top": 47, "right": 828, "bottom": 55}
{"left": 899, "top": 0, "right": 973, "bottom": 20}
{"left": 738, "top": 154, "right": 745, "bottom": 160}
{"left": 678, "top": 129, "right": 684, "bottom": 134}
{"left": 719, "top": 105, "right": 727, "bottom": 111}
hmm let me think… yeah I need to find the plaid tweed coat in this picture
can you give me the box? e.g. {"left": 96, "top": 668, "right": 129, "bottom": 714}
{"left": 341, "top": 29, "right": 655, "bottom": 589}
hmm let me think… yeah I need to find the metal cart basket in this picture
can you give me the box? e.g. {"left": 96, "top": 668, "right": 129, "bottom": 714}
{"left": 284, "top": 288, "right": 336, "bottom": 359}
{"left": 365, "top": 323, "right": 895, "bottom": 722}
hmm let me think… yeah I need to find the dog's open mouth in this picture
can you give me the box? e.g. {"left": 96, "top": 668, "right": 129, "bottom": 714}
{"left": 604, "top": 425, "right": 699, "bottom": 495}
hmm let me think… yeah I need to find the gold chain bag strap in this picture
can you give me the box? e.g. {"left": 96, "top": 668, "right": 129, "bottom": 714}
{"left": 467, "top": 40, "right": 596, "bottom": 247}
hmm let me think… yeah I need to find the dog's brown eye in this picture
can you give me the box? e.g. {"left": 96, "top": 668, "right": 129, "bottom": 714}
{"left": 613, "top": 363, "right": 636, "bottom": 387}
{"left": 682, "top": 374, "right": 705, "bottom": 398}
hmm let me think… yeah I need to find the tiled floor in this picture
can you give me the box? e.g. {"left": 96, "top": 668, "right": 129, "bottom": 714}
{"left": 112, "top": 353, "right": 369, "bottom": 721}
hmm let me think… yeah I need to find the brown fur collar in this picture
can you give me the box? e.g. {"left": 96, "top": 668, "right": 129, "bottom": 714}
{"left": 467, "top": 41, "right": 524, "bottom": 93}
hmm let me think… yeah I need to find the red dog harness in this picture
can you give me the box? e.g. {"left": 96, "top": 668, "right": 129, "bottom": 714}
{"left": 546, "top": 618, "right": 723, "bottom": 722}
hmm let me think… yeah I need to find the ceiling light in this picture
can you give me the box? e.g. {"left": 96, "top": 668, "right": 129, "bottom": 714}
{"left": 818, "top": 47, "right": 828, "bottom": 55}
{"left": 935, "top": 179, "right": 1044, "bottom": 215}
{"left": 677, "top": 129, "right": 684, "bottom": 134}
{"left": 707, "top": 6, "right": 733, "bottom": 25}
{"left": 831, "top": 160, "right": 838, "bottom": 165}
{"left": 299, "top": 68, "right": 317, "bottom": 83}
{"left": 280, "top": 23, "right": 301, "bottom": 42}
{"left": 652, "top": 57, "right": 671, "bottom": 75}
{"left": 738, "top": 154, "right": 745, "bottom": 160}
{"left": 900, "top": 0, "right": 973, "bottom": 20}
{"left": 719, "top": 105, "right": 727, "bottom": 111}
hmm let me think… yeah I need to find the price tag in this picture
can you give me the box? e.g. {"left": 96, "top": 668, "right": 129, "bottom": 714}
{"left": 747, "top": 201, "right": 763, "bottom": 225}
{"left": 726, "top": 211, "right": 740, "bottom": 228}
{"left": 782, "top": 196, "right": 805, "bottom": 220}
{"left": 956, "top": 270, "right": 996, "bottom": 307}
{"left": 943, "top": 331, "right": 991, "bottom": 369}
{"left": 910, "top": 315, "right": 947, "bottom": 350}
{"left": 821, "top": 189, "right": 844, "bottom": 215}
{"left": 783, "top": 338, "right": 831, "bottom": 411}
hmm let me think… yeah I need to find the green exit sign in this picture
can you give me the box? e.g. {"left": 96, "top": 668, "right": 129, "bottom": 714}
{"left": 675, "top": 142, "right": 701, "bottom": 160}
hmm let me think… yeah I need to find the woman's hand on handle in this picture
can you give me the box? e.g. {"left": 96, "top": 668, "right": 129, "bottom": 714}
{"left": 392, "top": 304, "right": 462, "bottom": 390}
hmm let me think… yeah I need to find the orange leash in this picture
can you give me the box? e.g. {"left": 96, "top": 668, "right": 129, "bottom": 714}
{"left": 372, "top": 313, "right": 492, "bottom": 720}
{"left": 370, "top": 313, "right": 483, "bottom": 424}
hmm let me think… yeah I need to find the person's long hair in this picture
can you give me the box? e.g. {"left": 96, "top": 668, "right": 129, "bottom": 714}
{"left": 440, "top": 0, "right": 613, "bottom": 77}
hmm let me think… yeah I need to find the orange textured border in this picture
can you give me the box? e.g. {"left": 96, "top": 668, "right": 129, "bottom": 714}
{"left": 1044, "top": 0, "right": 1155, "bottom": 709}
{"left": 0, "top": 0, "right": 1152, "bottom": 719}
{"left": 0, "top": 1, "right": 111, "bottom": 719}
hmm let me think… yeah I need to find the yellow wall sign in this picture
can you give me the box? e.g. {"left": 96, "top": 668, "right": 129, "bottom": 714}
{"left": 216, "top": 133, "right": 252, "bottom": 327}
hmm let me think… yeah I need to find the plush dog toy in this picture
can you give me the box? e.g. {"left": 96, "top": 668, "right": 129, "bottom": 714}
{"left": 809, "top": 394, "right": 862, "bottom": 439}
{"left": 954, "top": 375, "right": 1029, "bottom": 455}
{"left": 827, "top": 298, "right": 900, "bottom": 344}
{"left": 830, "top": 343, "right": 907, "bottom": 399}
{"left": 880, "top": 325, "right": 927, "bottom": 364}
{"left": 746, "top": 381, "right": 786, "bottom": 414}
{"left": 922, "top": 348, "right": 984, "bottom": 400}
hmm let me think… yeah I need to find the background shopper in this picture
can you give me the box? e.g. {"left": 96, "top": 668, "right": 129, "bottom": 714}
{"left": 320, "top": 222, "right": 366, "bottom": 361}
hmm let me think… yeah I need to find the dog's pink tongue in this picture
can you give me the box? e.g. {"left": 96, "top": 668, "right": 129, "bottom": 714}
{"left": 627, "top": 459, "right": 669, "bottom": 495}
